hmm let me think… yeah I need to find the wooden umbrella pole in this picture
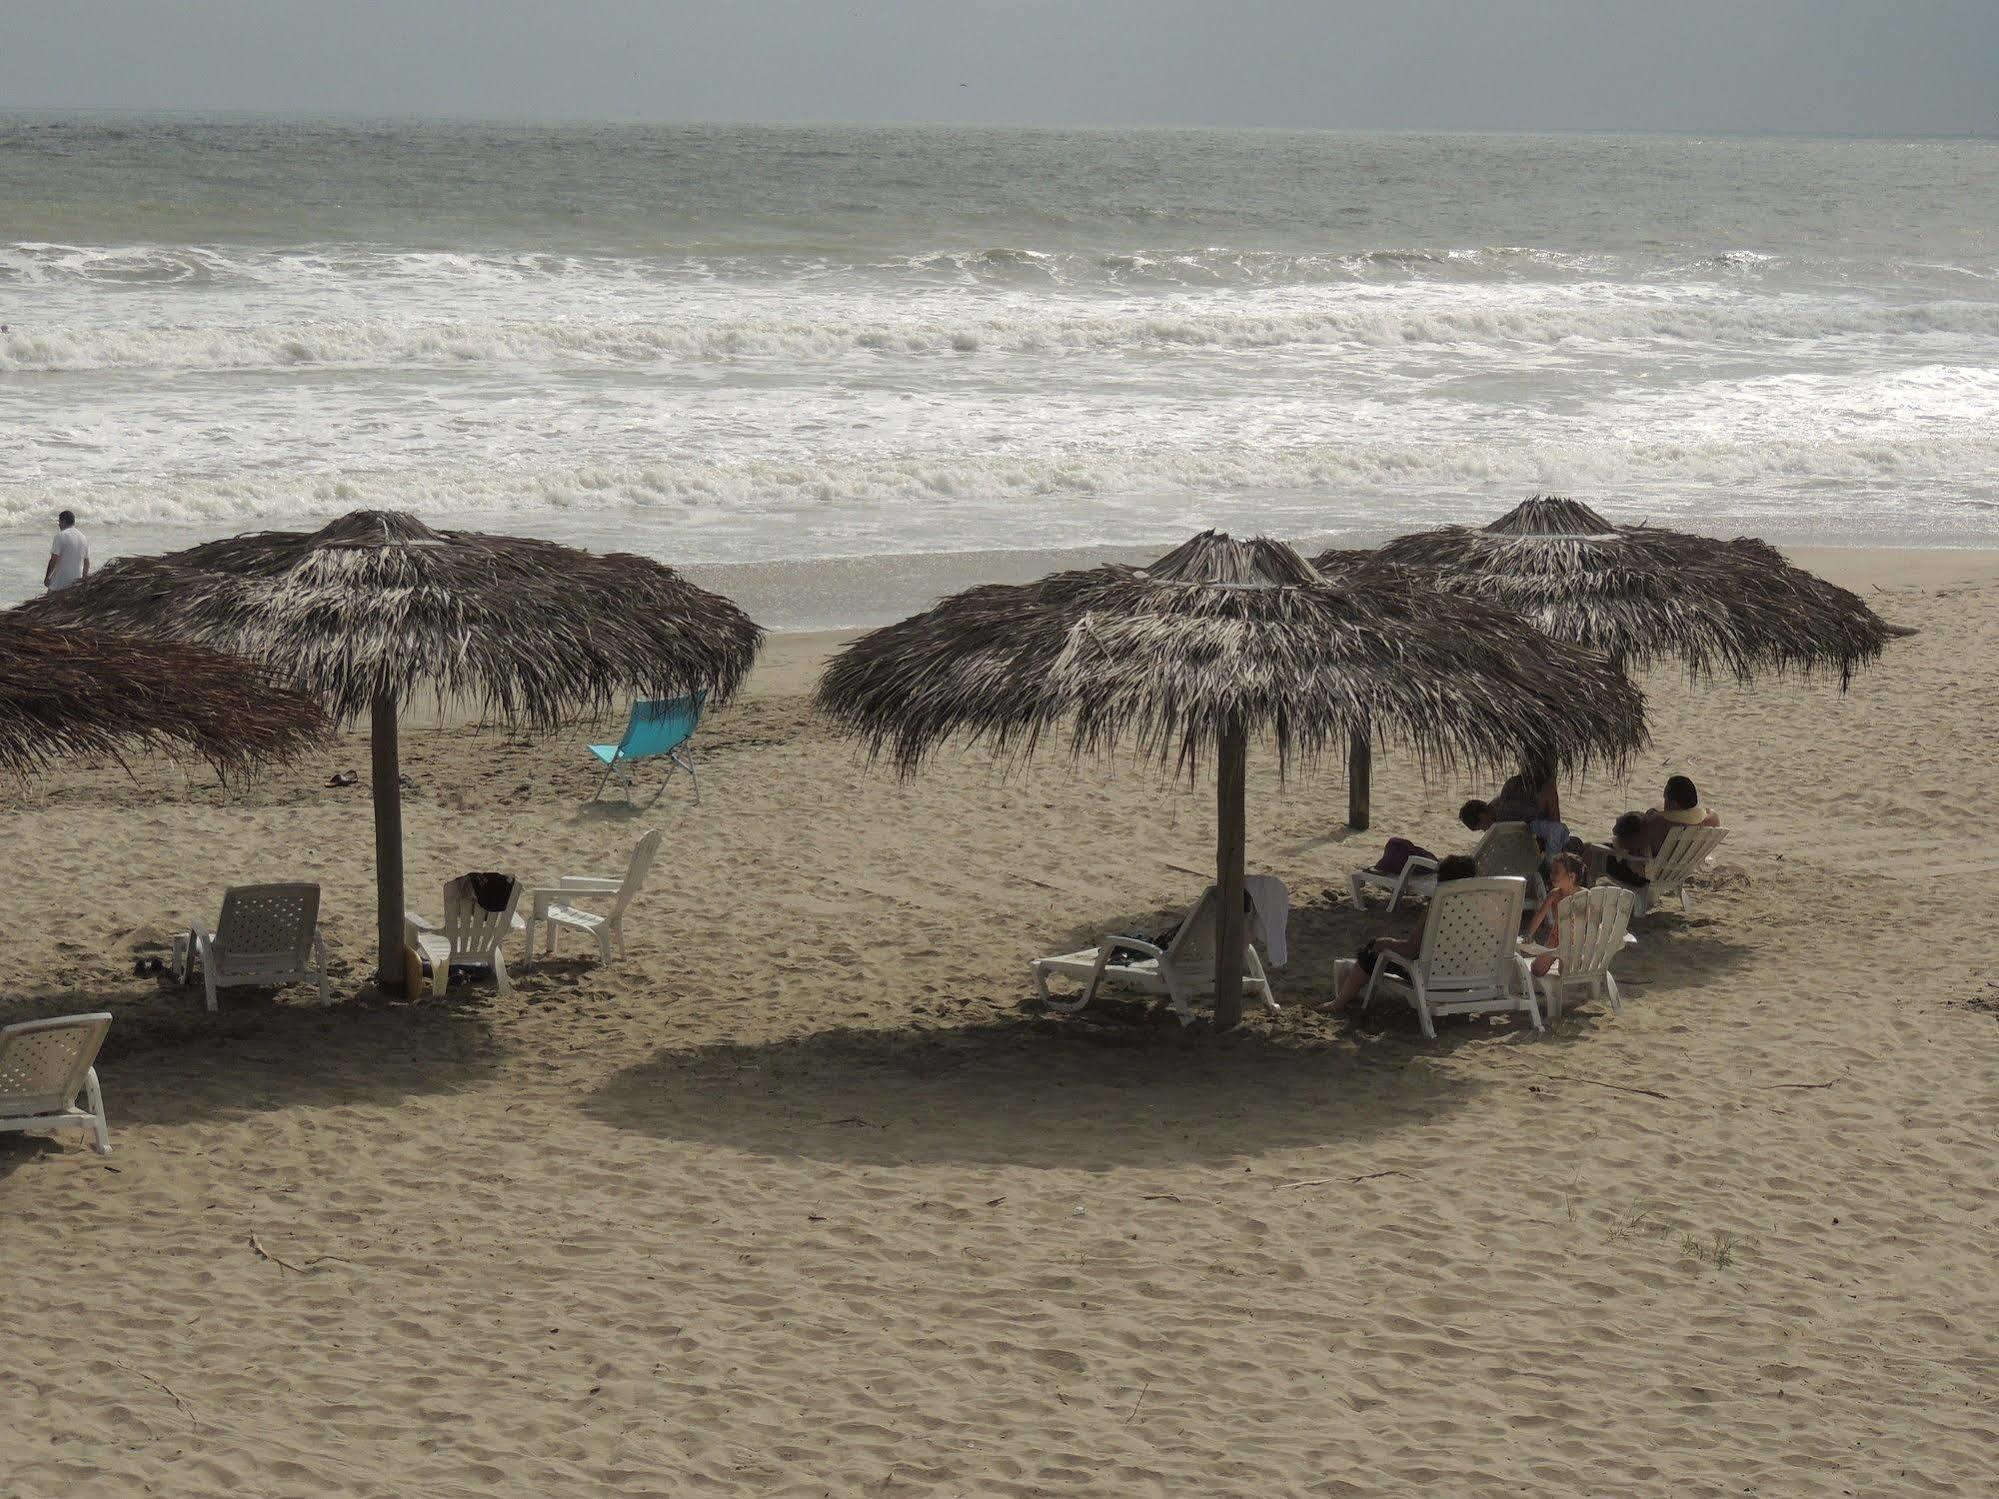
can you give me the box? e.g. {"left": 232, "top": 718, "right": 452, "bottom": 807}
{"left": 370, "top": 691, "right": 406, "bottom": 993}
{"left": 1346, "top": 728, "right": 1371, "bottom": 830}
{"left": 1213, "top": 720, "right": 1249, "bottom": 1032}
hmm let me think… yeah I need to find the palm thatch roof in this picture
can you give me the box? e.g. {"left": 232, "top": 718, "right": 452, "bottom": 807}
{"left": 19, "top": 510, "right": 763, "bottom": 725}
{"left": 0, "top": 614, "right": 325, "bottom": 776}
{"left": 818, "top": 531, "right": 1646, "bottom": 778}
{"left": 1365, "top": 496, "right": 1891, "bottom": 684}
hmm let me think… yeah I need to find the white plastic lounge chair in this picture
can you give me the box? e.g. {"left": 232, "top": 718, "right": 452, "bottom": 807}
{"left": 1631, "top": 825, "right": 1729, "bottom": 916}
{"left": 406, "top": 875, "right": 522, "bottom": 997}
{"left": 1363, "top": 875, "right": 1541, "bottom": 1039}
{"left": 1349, "top": 821, "right": 1545, "bottom": 912}
{"left": 175, "top": 883, "right": 329, "bottom": 1012}
{"left": 1520, "top": 884, "right": 1637, "bottom": 1023}
{"left": 589, "top": 693, "right": 706, "bottom": 807}
{"left": 0, "top": 1012, "right": 113, "bottom": 1155}
{"left": 1032, "top": 885, "right": 1278, "bottom": 1026}
{"left": 521, "top": 828, "right": 661, "bottom": 967}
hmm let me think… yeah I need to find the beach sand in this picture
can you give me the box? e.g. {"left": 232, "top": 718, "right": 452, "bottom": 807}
{"left": 2, "top": 546, "right": 1995, "bottom": 1497}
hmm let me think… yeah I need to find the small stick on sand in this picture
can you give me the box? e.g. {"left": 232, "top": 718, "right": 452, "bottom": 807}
{"left": 249, "top": 1233, "right": 313, "bottom": 1274}
{"left": 1278, "top": 1169, "right": 1412, "bottom": 1189}
{"left": 119, "top": 1363, "right": 197, "bottom": 1433}
{"left": 1542, "top": 1074, "right": 1670, "bottom": 1101}
{"left": 1757, "top": 1079, "right": 1842, "bottom": 1090}
{"left": 1124, "top": 1378, "right": 1152, "bottom": 1427}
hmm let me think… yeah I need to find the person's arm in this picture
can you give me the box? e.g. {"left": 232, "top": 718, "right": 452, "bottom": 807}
{"left": 1524, "top": 892, "right": 1556, "bottom": 942}
{"left": 43, "top": 549, "right": 56, "bottom": 586}
{"left": 81, "top": 549, "right": 90, "bottom": 582}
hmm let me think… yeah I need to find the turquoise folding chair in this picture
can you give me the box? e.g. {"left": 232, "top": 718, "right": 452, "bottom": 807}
{"left": 588, "top": 692, "right": 706, "bottom": 807}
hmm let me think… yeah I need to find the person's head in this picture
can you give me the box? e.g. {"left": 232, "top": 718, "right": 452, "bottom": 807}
{"left": 1612, "top": 811, "right": 1645, "bottom": 848}
{"left": 56, "top": 510, "right": 74, "bottom": 530}
{"left": 1548, "top": 851, "right": 1586, "bottom": 892}
{"left": 1436, "top": 854, "right": 1478, "bottom": 883}
{"left": 1458, "top": 798, "right": 1492, "bottom": 832}
{"left": 1663, "top": 774, "right": 1699, "bottom": 812}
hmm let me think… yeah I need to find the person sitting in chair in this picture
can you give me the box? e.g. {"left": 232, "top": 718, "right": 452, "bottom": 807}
{"left": 1461, "top": 768, "right": 1572, "bottom": 857}
{"left": 1331, "top": 855, "right": 1478, "bottom": 1008}
{"left": 1641, "top": 774, "right": 1721, "bottom": 857}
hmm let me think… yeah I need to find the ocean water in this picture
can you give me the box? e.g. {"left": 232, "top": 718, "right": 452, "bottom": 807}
{"left": 3, "top": 115, "right": 1996, "bottom": 609}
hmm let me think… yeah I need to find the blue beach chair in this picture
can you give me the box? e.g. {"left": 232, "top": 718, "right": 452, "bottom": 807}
{"left": 588, "top": 692, "right": 706, "bottom": 806}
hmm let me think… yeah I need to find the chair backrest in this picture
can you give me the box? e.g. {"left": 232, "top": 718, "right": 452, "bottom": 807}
{"left": 1650, "top": 825, "right": 1729, "bottom": 891}
{"left": 1474, "top": 822, "right": 1541, "bottom": 881}
{"left": 1165, "top": 884, "right": 1260, "bottom": 978}
{"left": 1417, "top": 877, "right": 1527, "bottom": 991}
{"left": 1554, "top": 884, "right": 1635, "bottom": 979}
{"left": 1164, "top": 886, "right": 1220, "bottom": 972}
{"left": 618, "top": 692, "right": 706, "bottom": 761}
{"left": 214, "top": 883, "right": 320, "bottom": 976}
{"left": 440, "top": 875, "right": 522, "bottom": 961}
{"left": 608, "top": 828, "right": 664, "bottom": 922}
{"left": 0, "top": 1012, "right": 112, "bottom": 1118}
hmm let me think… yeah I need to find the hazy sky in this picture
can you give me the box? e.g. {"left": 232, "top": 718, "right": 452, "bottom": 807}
{"left": 4, "top": 0, "right": 1993, "bottom": 135}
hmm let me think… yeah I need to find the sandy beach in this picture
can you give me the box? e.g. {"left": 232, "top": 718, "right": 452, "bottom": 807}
{"left": 3, "top": 543, "right": 1996, "bottom": 1498}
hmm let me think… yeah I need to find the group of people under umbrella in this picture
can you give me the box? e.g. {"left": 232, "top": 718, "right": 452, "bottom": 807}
{"left": 9, "top": 496, "right": 1895, "bottom": 1032}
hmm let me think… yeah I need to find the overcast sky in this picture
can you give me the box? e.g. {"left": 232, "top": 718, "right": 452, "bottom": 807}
{"left": 4, "top": 1, "right": 1992, "bottom": 135}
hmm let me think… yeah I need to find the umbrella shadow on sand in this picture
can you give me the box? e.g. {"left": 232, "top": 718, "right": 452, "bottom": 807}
{"left": 583, "top": 1016, "right": 1483, "bottom": 1170}
{"left": 1, "top": 988, "right": 506, "bottom": 1132}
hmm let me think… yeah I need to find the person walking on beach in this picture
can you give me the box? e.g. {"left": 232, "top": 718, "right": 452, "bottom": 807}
{"left": 44, "top": 510, "right": 89, "bottom": 592}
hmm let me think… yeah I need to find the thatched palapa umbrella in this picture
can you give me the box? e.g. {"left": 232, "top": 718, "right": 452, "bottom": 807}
{"left": 1368, "top": 496, "right": 1893, "bottom": 680}
{"left": 23, "top": 511, "right": 762, "bottom": 988}
{"left": 1330, "top": 495, "right": 1899, "bottom": 827}
{"left": 817, "top": 532, "right": 1646, "bottom": 1029}
{"left": 1, "top": 614, "right": 325, "bottom": 775}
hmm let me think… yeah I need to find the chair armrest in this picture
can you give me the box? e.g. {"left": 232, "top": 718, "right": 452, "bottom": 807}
{"left": 1399, "top": 857, "right": 1440, "bottom": 880}
{"left": 1375, "top": 949, "right": 1419, "bottom": 981}
{"left": 1101, "top": 934, "right": 1164, "bottom": 960}
{"left": 404, "top": 912, "right": 436, "bottom": 943}
{"left": 1517, "top": 941, "right": 1556, "bottom": 957}
{"left": 557, "top": 876, "right": 620, "bottom": 892}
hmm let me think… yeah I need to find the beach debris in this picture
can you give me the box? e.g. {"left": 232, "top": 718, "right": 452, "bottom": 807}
{"left": 1541, "top": 1073, "right": 1670, "bottom": 1101}
{"left": 1278, "top": 1169, "right": 1413, "bottom": 1189}
{"left": 325, "top": 769, "right": 358, "bottom": 787}
{"left": 248, "top": 1232, "right": 317, "bottom": 1275}
{"left": 1124, "top": 1378, "right": 1153, "bottom": 1427}
{"left": 116, "top": 1361, "right": 197, "bottom": 1433}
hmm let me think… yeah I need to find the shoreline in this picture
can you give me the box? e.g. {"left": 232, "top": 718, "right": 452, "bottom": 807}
{"left": 10, "top": 526, "right": 1993, "bottom": 631}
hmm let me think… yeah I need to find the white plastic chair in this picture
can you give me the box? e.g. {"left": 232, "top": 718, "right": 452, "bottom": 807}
{"left": 176, "top": 883, "right": 329, "bottom": 1012}
{"left": 1521, "top": 884, "right": 1636, "bottom": 1023}
{"left": 406, "top": 875, "right": 522, "bottom": 997}
{"left": 0, "top": 1012, "right": 113, "bottom": 1155}
{"left": 1363, "top": 875, "right": 1541, "bottom": 1039}
{"left": 1349, "top": 822, "right": 1545, "bottom": 912}
{"left": 1633, "top": 825, "right": 1729, "bottom": 916}
{"left": 521, "top": 829, "right": 661, "bottom": 968}
{"left": 1032, "top": 885, "right": 1278, "bottom": 1026}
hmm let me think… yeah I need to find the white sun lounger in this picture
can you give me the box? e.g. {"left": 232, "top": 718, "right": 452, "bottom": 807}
{"left": 175, "top": 883, "right": 329, "bottom": 1012}
{"left": 0, "top": 1012, "right": 113, "bottom": 1155}
{"left": 1631, "top": 825, "right": 1729, "bottom": 916}
{"left": 1521, "top": 884, "right": 1638, "bottom": 1023}
{"left": 521, "top": 828, "right": 661, "bottom": 967}
{"left": 406, "top": 875, "right": 523, "bottom": 997}
{"left": 1349, "top": 821, "right": 1545, "bottom": 912}
{"left": 1032, "top": 884, "right": 1278, "bottom": 1026}
{"left": 1364, "top": 875, "right": 1541, "bottom": 1039}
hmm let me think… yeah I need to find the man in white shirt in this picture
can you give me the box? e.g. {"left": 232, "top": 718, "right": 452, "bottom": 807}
{"left": 45, "top": 510, "right": 89, "bottom": 591}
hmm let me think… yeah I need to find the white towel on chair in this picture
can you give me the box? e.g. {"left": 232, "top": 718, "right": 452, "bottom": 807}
{"left": 1243, "top": 875, "right": 1290, "bottom": 968}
